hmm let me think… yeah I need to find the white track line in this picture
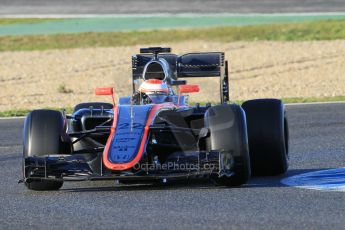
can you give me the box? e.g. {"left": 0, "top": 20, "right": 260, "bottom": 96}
{"left": 1, "top": 12, "right": 345, "bottom": 18}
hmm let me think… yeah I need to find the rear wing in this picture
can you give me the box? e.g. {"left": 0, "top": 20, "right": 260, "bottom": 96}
{"left": 131, "top": 47, "right": 229, "bottom": 103}
{"left": 177, "top": 52, "right": 224, "bottom": 77}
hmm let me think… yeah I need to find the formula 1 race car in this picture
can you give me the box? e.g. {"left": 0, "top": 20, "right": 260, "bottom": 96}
{"left": 21, "top": 47, "right": 289, "bottom": 191}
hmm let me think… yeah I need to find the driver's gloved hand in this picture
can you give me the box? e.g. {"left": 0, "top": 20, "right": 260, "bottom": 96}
{"left": 131, "top": 91, "right": 152, "bottom": 105}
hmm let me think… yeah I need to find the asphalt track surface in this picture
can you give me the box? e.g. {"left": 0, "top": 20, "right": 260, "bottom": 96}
{"left": 1, "top": 102, "right": 345, "bottom": 229}
{"left": 1, "top": 0, "right": 345, "bottom": 15}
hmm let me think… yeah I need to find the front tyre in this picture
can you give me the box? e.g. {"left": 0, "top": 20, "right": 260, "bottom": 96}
{"left": 23, "top": 110, "right": 69, "bottom": 191}
{"left": 203, "top": 104, "right": 251, "bottom": 186}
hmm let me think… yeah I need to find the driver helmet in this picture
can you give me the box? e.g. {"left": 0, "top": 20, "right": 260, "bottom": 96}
{"left": 138, "top": 79, "right": 169, "bottom": 104}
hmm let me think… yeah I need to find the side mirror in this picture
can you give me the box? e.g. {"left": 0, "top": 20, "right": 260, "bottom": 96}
{"left": 95, "top": 87, "right": 113, "bottom": 96}
{"left": 95, "top": 87, "right": 115, "bottom": 105}
{"left": 179, "top": 85, "right": 200, "bottom": 93}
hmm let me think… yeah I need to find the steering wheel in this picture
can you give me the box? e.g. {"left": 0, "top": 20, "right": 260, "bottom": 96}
{"left": 131, "top": 91, "right": 152, "bottom": 105}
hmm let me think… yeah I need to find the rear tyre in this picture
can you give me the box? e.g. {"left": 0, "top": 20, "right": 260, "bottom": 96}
{"left": 242, "top": 99, "right": 289, "bottom": 176}
{"left": 73, "top": 102, "right": 113, "bottom": 113}
{"left": 203, "top": 104, "right": 251, "bottom": 186}
{"left": 23, "top": 110, "right": 68, "bottom": 191}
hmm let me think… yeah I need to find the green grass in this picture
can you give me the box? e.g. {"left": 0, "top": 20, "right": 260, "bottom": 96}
{"left": 57, "top": 84, "right": 73, "bottom": 94}
{"left": 1, "top": 19, "right": 345, "bottom": 51}
{"left": 0, "top": 107, "right": 73, "bottom": 117}
{"left": 0, "top": 18, "right": 63, "bottom": 25}
{"left": 0, "top": 109, "right": 32, "bottom": 117}
{"left": 192, "top": 96, "right": 345, "bottom": 106}
{"left": 1, "top": 96, "right": 344, "bottom": 117}
{"left": 233, "top": 96, "right": 345, "bottom": 105}
{"left": 281, "top": 96, "right": 345, "bottom": 104}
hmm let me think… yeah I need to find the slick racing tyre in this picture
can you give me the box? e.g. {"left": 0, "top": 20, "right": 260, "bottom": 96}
{"left": 242, "top": 99, "right": 289, "bottom": 176}
{"left": 23, "top": 110, "right": 70, "bottom": 190}
{"left": 203, "top": 104, "right": 251, "bottom": 186}
{"left": 73, "top": 102, "right": 113, "bottom": 113}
